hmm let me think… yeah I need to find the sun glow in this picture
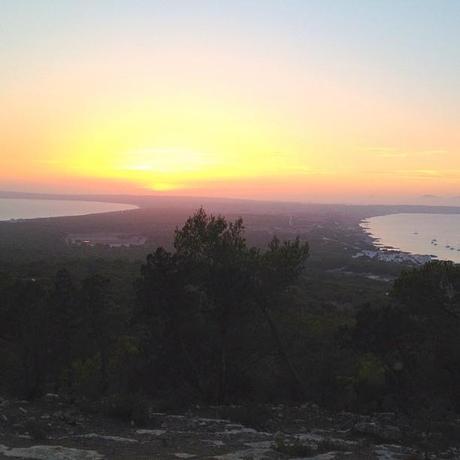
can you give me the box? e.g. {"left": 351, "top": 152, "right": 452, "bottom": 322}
{"left": 44, "top": 97, "right": 316, "bottom": 195}
{"left": 120, "top": 148, "right": 216, "bottom": 174}
{"left": 1, "top": 1, "right": 459, "bottom": 202}
{"left": 148, "top": 182, "right": 181, "bottom": 192}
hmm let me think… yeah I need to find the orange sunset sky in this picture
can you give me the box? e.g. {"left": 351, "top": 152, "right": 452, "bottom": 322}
{"left": 1, "top": 1, "right": 459, "bottom": 204}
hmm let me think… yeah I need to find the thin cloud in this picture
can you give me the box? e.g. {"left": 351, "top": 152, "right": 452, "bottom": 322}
{"left": 364, "top": 147, "right": 448, "bottom": 159}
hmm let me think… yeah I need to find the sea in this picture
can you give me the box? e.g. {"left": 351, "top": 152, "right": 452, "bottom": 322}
{"left": 0, "top": 198, "right": 137, "bottom": 221}
{"left": 363, "top": 213, "right": 460, "bottom": 264}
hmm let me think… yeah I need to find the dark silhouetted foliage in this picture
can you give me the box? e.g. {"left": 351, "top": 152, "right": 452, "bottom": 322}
{"left": 0, "top": 211, "right": 459, "bottom": 423}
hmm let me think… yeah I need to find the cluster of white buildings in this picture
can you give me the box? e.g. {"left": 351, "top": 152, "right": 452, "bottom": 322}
{"left": 353, "top": 249, "right": 434, "bottom": 265}
{"left": 66, "top": 233, "right": 147, "bottom": 248}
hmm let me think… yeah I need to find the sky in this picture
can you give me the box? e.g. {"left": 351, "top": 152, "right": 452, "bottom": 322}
{"left": 1, "top": 0, "right": 459, "bottom": 204}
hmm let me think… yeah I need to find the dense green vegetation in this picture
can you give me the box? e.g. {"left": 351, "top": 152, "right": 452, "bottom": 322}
{"left": 0, "top": 209, "right": 459, "bottom": 423}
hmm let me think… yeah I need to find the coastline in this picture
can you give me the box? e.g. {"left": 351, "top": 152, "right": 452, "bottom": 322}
{"left": 358, "top": 214, "right": 449, "bottom": 266}
{"left": 0, "top": 197, "right": 138, "bottom": 222}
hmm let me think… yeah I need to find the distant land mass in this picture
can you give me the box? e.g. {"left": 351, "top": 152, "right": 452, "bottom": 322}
{"left": 419, "top": 194, "right": 439, "bottom": 199}
{"left": 1, "top": 190, "right": 460, "bottom": 219}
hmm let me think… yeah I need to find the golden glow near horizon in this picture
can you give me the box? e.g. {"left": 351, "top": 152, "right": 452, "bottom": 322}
{"left": 1, "top": 1, "right": 459, "bottom": 204}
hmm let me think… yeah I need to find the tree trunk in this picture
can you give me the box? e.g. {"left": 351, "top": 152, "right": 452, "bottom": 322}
{"left": 98, "top": 342, "right": 109, "bottom": 394}
{"left": 178, "top": 337, "right": 206, "bottom": 398}
{"left": 260, "top": 304, "right": 306, "bottom": 399}
{"left": 217, "top": 318, "right": 228, "bottom": 404}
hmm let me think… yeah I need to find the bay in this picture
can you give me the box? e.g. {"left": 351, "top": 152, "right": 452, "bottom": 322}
{"left": 0, "top": 198, "right": 137, "bottom": 221}
{"left": 363, "top": 213, "right": 460, "bottom": 264}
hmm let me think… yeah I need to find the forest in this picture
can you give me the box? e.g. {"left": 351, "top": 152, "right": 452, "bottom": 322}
{"left": 1, "top": 208, "right": 459, "bottom": 427}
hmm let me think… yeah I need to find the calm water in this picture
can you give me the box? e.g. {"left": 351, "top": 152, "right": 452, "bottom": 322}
{"left": 0, "top": 198, "right": 137, "bottom": 221}
{"left": 363, "top": 213, "right": 460, "bottom": 263}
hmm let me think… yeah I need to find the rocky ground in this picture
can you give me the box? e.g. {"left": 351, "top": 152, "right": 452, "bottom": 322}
{"left": 1, "top": 395, "right": 459, "bottom": 459}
